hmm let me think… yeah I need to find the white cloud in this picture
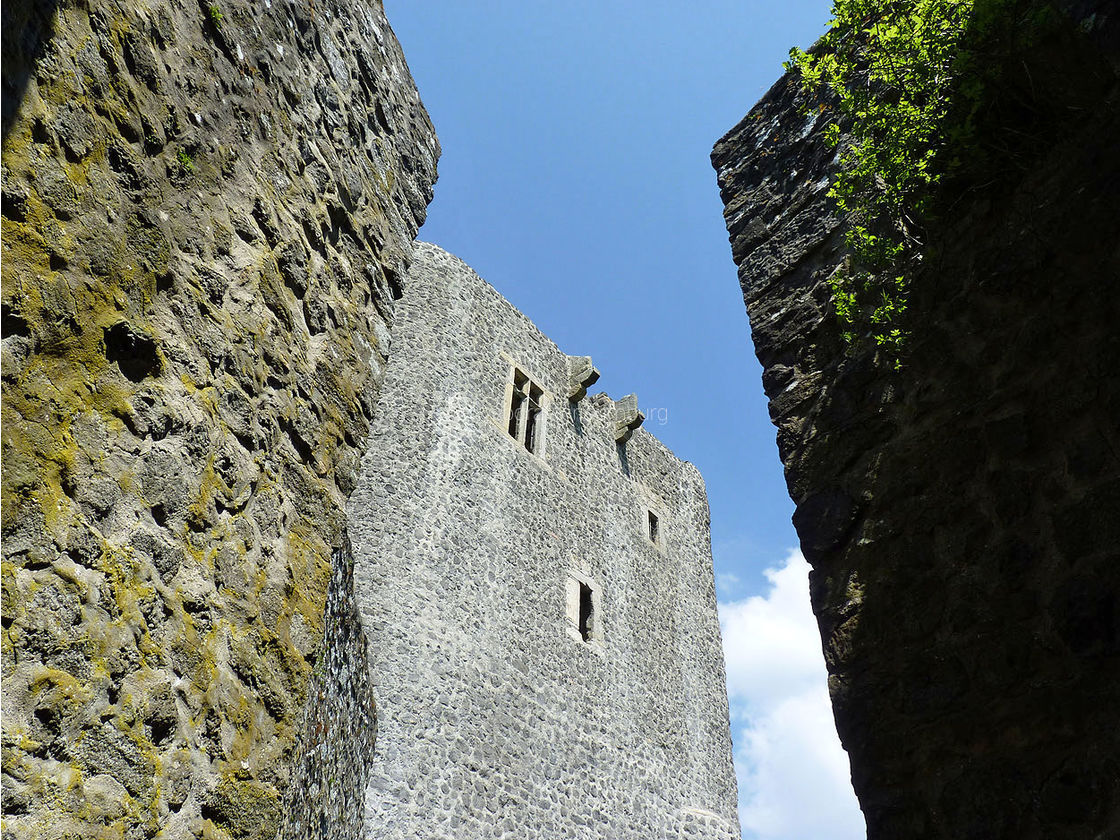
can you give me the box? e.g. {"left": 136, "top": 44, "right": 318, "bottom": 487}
{"left": 719, "top": 549, "right": 866, "bottom": 840}
{"left": 715, "top": 570, "right": 741, "bottom": 595}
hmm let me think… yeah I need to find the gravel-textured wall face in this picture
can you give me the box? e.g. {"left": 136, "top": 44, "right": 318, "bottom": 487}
{"left": 712, "top": 11, "right": 1119, "bottom": 840}
{"left": 276, "top": 537, "right": 376, "bottom": 840}
{"left": 346, "top": 243, "right": 740, "bottom": 840}
{"left": 0, "top": 0, "right": 437, "bottom": 835}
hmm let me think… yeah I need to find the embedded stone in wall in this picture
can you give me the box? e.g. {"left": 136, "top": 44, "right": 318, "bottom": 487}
{"left": 567, "top": 355, "right": 601, "bottom": 402}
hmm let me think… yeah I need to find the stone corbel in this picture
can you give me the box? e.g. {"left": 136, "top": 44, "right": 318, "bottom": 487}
{"left": 567, "top": 355, "right": 601, "bottom": 402}
{"left": 613, "top": 394, "right": 645, "bottom": 444}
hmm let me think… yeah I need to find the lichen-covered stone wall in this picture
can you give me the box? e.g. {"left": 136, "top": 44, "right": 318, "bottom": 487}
{"left": 0, "top": 0, "right": 438, "bottom": 835}
{"left": 346, "top": 243, "right": 740, "bottom": 839}
{"left": 712, "top": 9, "right": 1119, "bottom": 840}
{"left": 276, "top": 538, "right": 375, "bottom": 840}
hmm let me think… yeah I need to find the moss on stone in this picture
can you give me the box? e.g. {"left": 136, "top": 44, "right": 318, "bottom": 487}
{"left": 203, "top": 776, "right": 283, "bottom": 840}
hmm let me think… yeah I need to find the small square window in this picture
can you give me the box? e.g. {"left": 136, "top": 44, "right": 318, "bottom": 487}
{"left": 648, "top": 510, "right": 660, "bottom": 544}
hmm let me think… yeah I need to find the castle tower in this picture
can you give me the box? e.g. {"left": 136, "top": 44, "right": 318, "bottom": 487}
{"left": 347, "top": 243, "right": 740, "bottom": 838}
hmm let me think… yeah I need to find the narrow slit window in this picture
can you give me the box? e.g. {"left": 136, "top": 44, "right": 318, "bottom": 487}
{"left": 508, "top": 386, "right": 524, "bottom": 438}
{"left": 648, "top": 510, "right": 659, "bottom": 544}
{"left": 578, "top": 582, "right": 594, "bottom": 642}
{"left": 524, "top": 383, "right": 543, "bottom": 453}
{"left": 566, "top": 572, "right": 601, "bottom": 647}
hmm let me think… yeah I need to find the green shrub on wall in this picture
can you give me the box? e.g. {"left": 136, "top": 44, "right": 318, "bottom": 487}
{"left": 787, "top": 0, "right": 975, "bottom": 360}
{"left": 787, "top": 0, "right": 1059, "bottom": 364}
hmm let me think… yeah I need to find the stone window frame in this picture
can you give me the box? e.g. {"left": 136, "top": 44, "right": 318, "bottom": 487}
{"left": 500, "top": 359, "right": 549, "bottom": 459}
{"left": 565, "top": 567, "right": 604, "bottom": 653}
{"left": 640, "top": 495, "right": 667, "bottom": 553}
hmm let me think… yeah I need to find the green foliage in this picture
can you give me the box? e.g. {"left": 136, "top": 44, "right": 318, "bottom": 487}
{"left": 207, "top": 4, "right": 224, "bottom": 28}
{"left": 786, "top": 0, "right": 976, "bottom": 362}
{"left": 176, "top": 147, "right": 195, "bottom": 174}
{"left": 786, "top": 0, "right": 1066, "bottom": 364}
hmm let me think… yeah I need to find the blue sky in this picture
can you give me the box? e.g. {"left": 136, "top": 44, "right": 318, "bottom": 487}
{"left": 383, "top": 2, "right": 865, "bottom": 837}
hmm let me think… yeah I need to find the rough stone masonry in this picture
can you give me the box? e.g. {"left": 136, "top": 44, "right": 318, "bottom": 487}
{"left": 712, "top": 4, "right": 1120, "bottom": 838}
{"left": 1, "top": 0, "right": 438, "bottom": 836}
{"left": 1, "top": 1, "right": 745, "bottom": 837}
{"left": 345, "top": 243, "right": 741, "bottom": 839}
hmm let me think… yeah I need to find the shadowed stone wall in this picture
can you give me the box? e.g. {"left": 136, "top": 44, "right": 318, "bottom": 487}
{"left": 276, "top": 538, "right": 376, "bottom": 840}
{"left": 712, "top": 7, "right": 1119, "bottom": 839}
{"left": 0, "top": 0, "right": 437, "bottom": 836}
{"left": 346, "top": 243, "right": 741, "bottom": 839}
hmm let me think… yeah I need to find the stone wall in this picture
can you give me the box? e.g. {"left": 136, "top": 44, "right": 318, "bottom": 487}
{"left": 712, "top": 8, "right": 1119, "bottom": 840}
{"left": 276, "top": 538, "right": 376, "bottom": 840}
{"left": 345, "top": 243, "right": 740, "bottom": 839}
{"left": 0, "top": 0, "right": 437, "bottom": 835}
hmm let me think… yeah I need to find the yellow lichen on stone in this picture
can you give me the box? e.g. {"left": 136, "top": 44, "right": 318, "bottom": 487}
{"left": 3, "top": 0, "right": 438, "bottom": 833}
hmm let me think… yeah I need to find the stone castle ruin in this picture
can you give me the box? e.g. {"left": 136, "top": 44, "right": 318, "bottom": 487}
{"left": 6, "top": 0, "right": 1116, "bottom": 835}
{"left": 1, "top": 0, "right": 742, "bottom": 835}
{"left": 344, "top": 243, "right": 740, "bottom": 838}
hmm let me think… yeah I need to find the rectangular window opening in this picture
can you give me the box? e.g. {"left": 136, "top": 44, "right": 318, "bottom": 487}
{"left": 508, "top": 370, "right": 527, "bottom": 439}
{"left": 524, "top": 406, "right": 539, "bottom": 452}
{"left": 508, "top": 391, "right": 524, "bottom": 439}
{"left": 578, "top": 581, "right": 594, "bottom": 642}
{"left": 524, "top": 384, "right": 543, "bottom": 453}
{"left": 566, "top": 573, "right": 601, "bottom": 648}
{"left": 648, "top": 510, "right": 659, "bottom": 544}
{"left": 507, "top": 368, "right": 544, "bottom": 455}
